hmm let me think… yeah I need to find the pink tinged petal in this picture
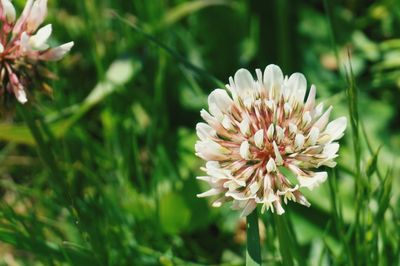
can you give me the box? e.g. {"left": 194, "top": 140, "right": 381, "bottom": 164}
{"left": 294, "top": 133, "right": 305, "bottom": 151}
{"left": 263, "top": 64, "right": 283, "bottom": 97}
{"left": 196, "top": 122, "right": 215, "bottom": 141}
{"left": 315, "top": 102, "right": 324, "bottom": 117}
{"left": 28, "top": 23, "right": 52, "bottom": 50}
{"left": 319, "top": 117, "right": 347, "bottom": 143}
{"left": 196, "top": 176, "right": 213, "bottom": 183}
{"left": 255, "top": 68, "right": 264, "bottom": 94}
{"left": 212, "top": 197, "right": 228, "bottom": 208}
{"left": 273, "top": 141, "right": 283, "bottom": 165}
{"left": 226, "top": 191, "right": 254, "bottom": 201}
{"left": 239, "top": 116, "right": 251, "bottom": 136}
{"left": 227, "top": 76, "right": 238, "bottom": 102}
{"left": 287, "top": 163, "right": 303, "bottom": 176}
{"left": 195, "top": 140, "right": 230, "bottom": 161}
{"left": 293, "top": 191, "right": 311, "bottom": 207}
{"left": 249, "top": 181, "right": 260, "bottom": 195}
{"left": 234, "top": 68, "right": 254, "bottom": 97}
{"left": 9, "top": 74, "right": 28, "bottom": 103}
{"left": 239, "top": 140, "right": 251, "bottom": 160}
{"left": 208, "top": 89, "right": 233, "bottom": 113}
{"left": 302, "top": 111, "right": 312, "bottom": 127}
{"left": 1, "top": 0, "right": 16, "bottom": 23}
{"left": 304, "top": 85, "right": 316, "bottom": 111}
{"left": 323, "top": 143, "right": 340, "bottom": 157}
{"left": 12, "top": 0, "right": 34, "bottom": 35}
{"left": 38, "top": 41, "right": 74, "bottom": 61}
{"left": 15, "top": 85, "right": 28, "bottom": 104}
{"left": 0, "top": 43, "right": 4, "bottom": 53}
{"left": 287, "top": 73, "right": 307, "bottom": 105}
{"left": 266, "top": 158, "right": 277, "bottom": 173}
{"left": 275, "top": 125, "right": 284, "bottom": 143}
{"left": 265, "top": 99, "right": 276, "bottom": 112}
{"left": 26, "top": 0, "right": 48, "bottom": 32}
{"left": 317, "top": 143, "right": 340, "bottom": 167}
{"left": 274, "top": 200, "right": 285, "bottom": 215}
{"left": 221, "top": 115, "right": 235, "bottom": 131}
{"left": 297, "top": 171, "right": 327, "bottom": 190}
{"left": 277, "top": 185, "right": 299, "bottom": 195}
{"left": 208, "top": 90, "right": 223, "bottom": 119}
{"left": 284, "top": 103, "right": 292, "bottom": 117}
{"left": 288, "top": 123, "right": 297, "bottom": 135}
{"left": 197, "top": 188, "right": 223, "bottom": 198}
{"left": 313, "top": 106, "right": 333, "bottom": 130}
{"left": 319, "top": 160, "right": 337, "bottom": 168}
{"left": 224, "top": 180, "right": 242, "bottom": 191}
{"left": 281, "top": 190, "right": 297, "bottom": 204}
{"left": 200, "top": 109, "right": 216, "bottom": 125}
{"left": 267, "top": 123, "right": 274, "bottom": 141}
{"left": 240, "top": 200, "right": 257, "bottom": 217}
{"left": 205, "top": 161, "right": 235, "bottom": 180}
{"left": 306, "top": 127, "right": 320, "bottom": 146}
{"left": 20, "top": 32, "right": 31, "bottom": 52}
{"left": 263, "top": 173, "right": 272, "bottom": 191}
{"left": 254, "top": 129, "right": 264, "bottom": 149}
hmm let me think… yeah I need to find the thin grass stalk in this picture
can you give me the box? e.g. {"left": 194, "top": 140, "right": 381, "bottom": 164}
{"left": 344, "top": 54, "right": 364, "bottom": 264}
{"left": 328, "top": 169, "right": 354, "bottom": 265}
{"left": 246, "top": 209, "right": 262, "bottom": 266}
{"left": 17, "top": 105, "right": 65, "bottom": 189}
{"left": 17, "top": 105, "right": 98, "bottom": 262}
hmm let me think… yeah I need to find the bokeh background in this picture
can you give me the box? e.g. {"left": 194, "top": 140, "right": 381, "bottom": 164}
{"left": 0, "top": 0, "right": 399, "bottom": 265}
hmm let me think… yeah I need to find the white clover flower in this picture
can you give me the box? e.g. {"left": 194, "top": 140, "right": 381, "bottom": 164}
{"left": 0, "top": 0, "right": 74, "bottom": 105}
{"left": 195, "top": 65, "right": 347, "bottom": 217}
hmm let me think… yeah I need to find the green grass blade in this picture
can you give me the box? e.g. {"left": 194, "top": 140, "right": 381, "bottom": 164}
{"left": 111, "top": 11, "right": 224, "bottom": 88}
{"left": 274, "top": 215, "right": 294, "bottom": 266}
{"left": 246, "top": 209, "right": 262, "bottom": 266}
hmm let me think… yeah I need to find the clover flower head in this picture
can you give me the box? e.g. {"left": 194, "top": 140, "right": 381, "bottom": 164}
{"left": 195, "top": 65, "right": 346, "bottom": 217}
{"left": 0, "top": 0, "right": 74, "bottom": 107}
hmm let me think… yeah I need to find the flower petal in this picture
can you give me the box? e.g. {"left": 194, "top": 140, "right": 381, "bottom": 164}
{"left": 240, "top": 200, "right": 257, "bottom": 217}
{"left": 287, "top": 73, "right": 307, "bottom": 105}
{"left": 320, "top": 117, "right": 347, "bottom": 143}
{"left": 1, "top": 0, "right": 16, "bottom": 23}
{"left": 297, "top": 171, "right": 327, "bottom": 190}
{"left": 263, "top": 64, "right": 283, "bottom": 94}
{"left": 234, "top": 68, "right": 254, "bottom": 95}
{"left": 38, "top": 41, "right": 74, "bottom": 61}
{"left": 196, "top": 122, "right": 215, "bottom": 141}
{"left": 28, "top": 24, "right": 52, "bottom": 50}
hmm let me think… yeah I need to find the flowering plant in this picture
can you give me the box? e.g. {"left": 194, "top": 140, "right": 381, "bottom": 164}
{"left": 0, "top": 0, "right": 73, "bottom": 107}
{"left": 195, "top": 65, "right": 346, "bottom": 217}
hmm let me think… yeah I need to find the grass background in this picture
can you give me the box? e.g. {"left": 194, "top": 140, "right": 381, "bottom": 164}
{"left": 0, "top": 0, "right": 399, "bottom": 265}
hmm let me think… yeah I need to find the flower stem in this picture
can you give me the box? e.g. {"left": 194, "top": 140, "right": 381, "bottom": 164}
{"left": 246, "top": 209, "right": 262, "bottom": 266}
{"left": 274, "top": 214, "right": 295, "bottom": 266}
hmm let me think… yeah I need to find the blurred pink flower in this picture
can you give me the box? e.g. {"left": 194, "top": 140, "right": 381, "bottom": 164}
{"left": 0, "top": 0, "right": 73, "bottom": 104}
{"left": 195, "top": 65, "right": 346, "bottom": 217}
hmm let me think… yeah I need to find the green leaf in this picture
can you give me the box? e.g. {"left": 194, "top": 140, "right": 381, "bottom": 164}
{"left": 159, "top": 192, "right": 191, "bottom": 234}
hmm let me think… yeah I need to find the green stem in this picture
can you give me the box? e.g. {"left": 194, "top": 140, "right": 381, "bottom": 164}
{"left": 246, "top": 209, "right": 262, "bottom": 266}
{"left": 274, "top": 215, "right": 294, "bottom": 266}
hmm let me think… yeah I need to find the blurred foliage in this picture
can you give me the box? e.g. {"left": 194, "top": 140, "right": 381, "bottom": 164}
{"left": 0, "top": 0, "right": 399, "bottom": 265}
